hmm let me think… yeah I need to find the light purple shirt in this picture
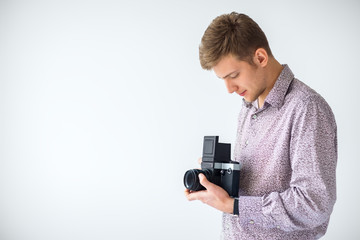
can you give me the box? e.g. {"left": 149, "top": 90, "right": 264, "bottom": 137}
{"left": 221, "top": 65, "right": 337, "bottom": 240}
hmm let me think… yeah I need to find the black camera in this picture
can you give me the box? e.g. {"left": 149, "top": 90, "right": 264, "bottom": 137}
{"left": 183, "top": 136, "right": 241, "bottom": 198}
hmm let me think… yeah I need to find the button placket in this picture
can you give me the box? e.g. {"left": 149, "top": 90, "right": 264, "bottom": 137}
{"left": 243, "top": 116, "right": 252, "bottom": 149}
{"left": 245, "top": 110, "right": 258, "bottom": 148}
{"left": 248, "top": 112, "right": 258, "bottom": 147}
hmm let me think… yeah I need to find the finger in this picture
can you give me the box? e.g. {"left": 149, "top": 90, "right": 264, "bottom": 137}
{"left": 199, "top": 173, "right": 215, "bottom": 191}
{"left": 186, "top": 190, "right": 199, "bottom": 201}
{"left": 186, "top": 190, "right": 207, "bottom": 202}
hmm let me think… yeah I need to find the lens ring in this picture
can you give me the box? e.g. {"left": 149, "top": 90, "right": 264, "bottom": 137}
{"left": 184, "top": 169, "right": 214, "bottom": 191}
{"left": 184, "top": 169, "right": 202, "bottom": 191}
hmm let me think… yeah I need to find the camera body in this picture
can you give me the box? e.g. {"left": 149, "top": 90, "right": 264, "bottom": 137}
{"left": 184, "top": 136, "right": 241, "bottom": 198}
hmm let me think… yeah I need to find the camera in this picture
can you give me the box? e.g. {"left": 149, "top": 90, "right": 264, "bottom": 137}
{"left": 183, "top": 136, "right": 241, "bottom": 198}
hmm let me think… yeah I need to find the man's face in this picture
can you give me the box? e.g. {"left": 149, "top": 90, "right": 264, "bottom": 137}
{"left": 213, "top": 54, "right": 267, "bottom": 103}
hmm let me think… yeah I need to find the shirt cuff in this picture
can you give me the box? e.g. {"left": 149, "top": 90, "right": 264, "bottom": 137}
{"left": 237, "top": 196, "right": 273, "bottom": 227}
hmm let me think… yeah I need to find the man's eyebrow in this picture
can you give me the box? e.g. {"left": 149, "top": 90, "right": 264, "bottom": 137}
{"left": 217, "top": 70, "right": 238, "bottom": 79}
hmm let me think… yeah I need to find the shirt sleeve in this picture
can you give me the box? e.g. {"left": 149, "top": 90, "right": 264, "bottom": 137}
{"left": 236, "top": 95, "right": 337, "bottom": 232}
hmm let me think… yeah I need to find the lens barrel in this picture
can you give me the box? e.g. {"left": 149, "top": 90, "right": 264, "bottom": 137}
{"left": 183, "top": 169, "right": 212, "bottom": 191}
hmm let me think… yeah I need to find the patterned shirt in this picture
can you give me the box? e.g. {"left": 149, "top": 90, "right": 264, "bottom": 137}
{"left": 221, "top": 65, "right": 337, "bottom": 240}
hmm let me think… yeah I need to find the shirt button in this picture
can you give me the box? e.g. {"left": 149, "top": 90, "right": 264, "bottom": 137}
{"left": 245, "top": 140, "right": 249, "bottom": 146}
{"left": 252, "top": 114, "right": 257, "bottom": 119}
{"left": 249, "top": 220, "right": 254, "bottom": 224}
{"left": 277, "top": 226, "right": 280, "bottom": 229}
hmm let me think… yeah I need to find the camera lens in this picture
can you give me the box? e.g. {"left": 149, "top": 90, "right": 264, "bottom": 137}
{"left": 183, "top": 169, "right": 212, "bottom": 191}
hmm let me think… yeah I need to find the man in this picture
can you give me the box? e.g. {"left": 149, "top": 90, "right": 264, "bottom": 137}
{"left": 184, "top": 12, "right": 337, "bottom": 239}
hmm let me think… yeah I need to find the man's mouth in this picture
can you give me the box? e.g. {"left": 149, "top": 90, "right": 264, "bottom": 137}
{"left": 239, "top": 90, "right": 247, "bottom": 96}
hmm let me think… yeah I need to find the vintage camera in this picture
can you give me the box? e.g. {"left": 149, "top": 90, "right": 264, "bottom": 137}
{"left": 183, "top": 136, "right": 241, "bottom": 198}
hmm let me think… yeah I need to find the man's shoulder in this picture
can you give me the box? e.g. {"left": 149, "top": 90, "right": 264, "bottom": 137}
{"left": 286, "top": 78, "right": 328, "bottom": 107}
{"left": 285, "top": 79, "right": 335, "bottom": 121}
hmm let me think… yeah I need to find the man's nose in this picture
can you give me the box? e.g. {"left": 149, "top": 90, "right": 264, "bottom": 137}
{"left": 224, "top": 79, "right": 236, "bottom": 93}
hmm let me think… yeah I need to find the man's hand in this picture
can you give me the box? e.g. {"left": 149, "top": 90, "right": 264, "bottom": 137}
{"left": 184, "top": 173, "right": 234, "bottom": 214}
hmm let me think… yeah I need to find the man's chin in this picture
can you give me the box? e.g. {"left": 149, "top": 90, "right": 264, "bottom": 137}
{"left": 243, "top": 96, "right": 252, "bottom": 102}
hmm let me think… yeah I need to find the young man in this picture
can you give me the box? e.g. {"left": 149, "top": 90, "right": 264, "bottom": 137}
{"left": 184, "top": 12, "right": 337, "bottom": 239}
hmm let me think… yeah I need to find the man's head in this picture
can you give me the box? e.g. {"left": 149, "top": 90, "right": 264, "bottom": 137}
{"left": 199, "top": 12, "right": 273, "bottom": 70}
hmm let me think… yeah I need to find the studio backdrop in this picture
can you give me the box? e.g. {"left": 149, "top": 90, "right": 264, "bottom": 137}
{"left": 0, "top": 0, "right": 359, "bottom": 239}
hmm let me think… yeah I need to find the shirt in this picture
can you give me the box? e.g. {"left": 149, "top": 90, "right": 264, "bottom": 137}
{"left": 221, "top": 65, "right": 337, "bottom": 240}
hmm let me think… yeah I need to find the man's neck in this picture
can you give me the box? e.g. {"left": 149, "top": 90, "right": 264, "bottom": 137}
{"left": 257, "top": 58, "right": 284, "bottom": 108}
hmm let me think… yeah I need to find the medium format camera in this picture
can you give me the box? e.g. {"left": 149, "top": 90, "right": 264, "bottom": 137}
{"left": 183, "top": 136, "right": 241, "bottom": 198}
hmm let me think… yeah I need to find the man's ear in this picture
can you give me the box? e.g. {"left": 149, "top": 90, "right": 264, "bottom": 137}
{"left": 253, "top": 48, "right": 268, "bottom": 67}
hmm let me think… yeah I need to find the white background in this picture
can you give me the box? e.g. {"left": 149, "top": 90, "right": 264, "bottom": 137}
{"left": 0, "top": 0, "right": 359, "bottom": 239}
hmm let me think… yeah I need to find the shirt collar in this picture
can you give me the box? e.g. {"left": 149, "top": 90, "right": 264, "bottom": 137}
{"left": 242, "top": 64, "right": 294, "bottom": 110}
{"left": 242, "top": 99, "right": 256, "bottom": 109}
{"left": 264, "top": 64, "right": 294, "bottom": 109}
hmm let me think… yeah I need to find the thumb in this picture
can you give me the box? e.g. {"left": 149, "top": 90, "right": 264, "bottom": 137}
{"left": 199, "top": 173, "right": 212, "bottom": 190}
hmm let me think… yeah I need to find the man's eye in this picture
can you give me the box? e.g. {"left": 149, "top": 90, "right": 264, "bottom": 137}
{"left": 230, "top": 73, "right": 239, "bottom": 79}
